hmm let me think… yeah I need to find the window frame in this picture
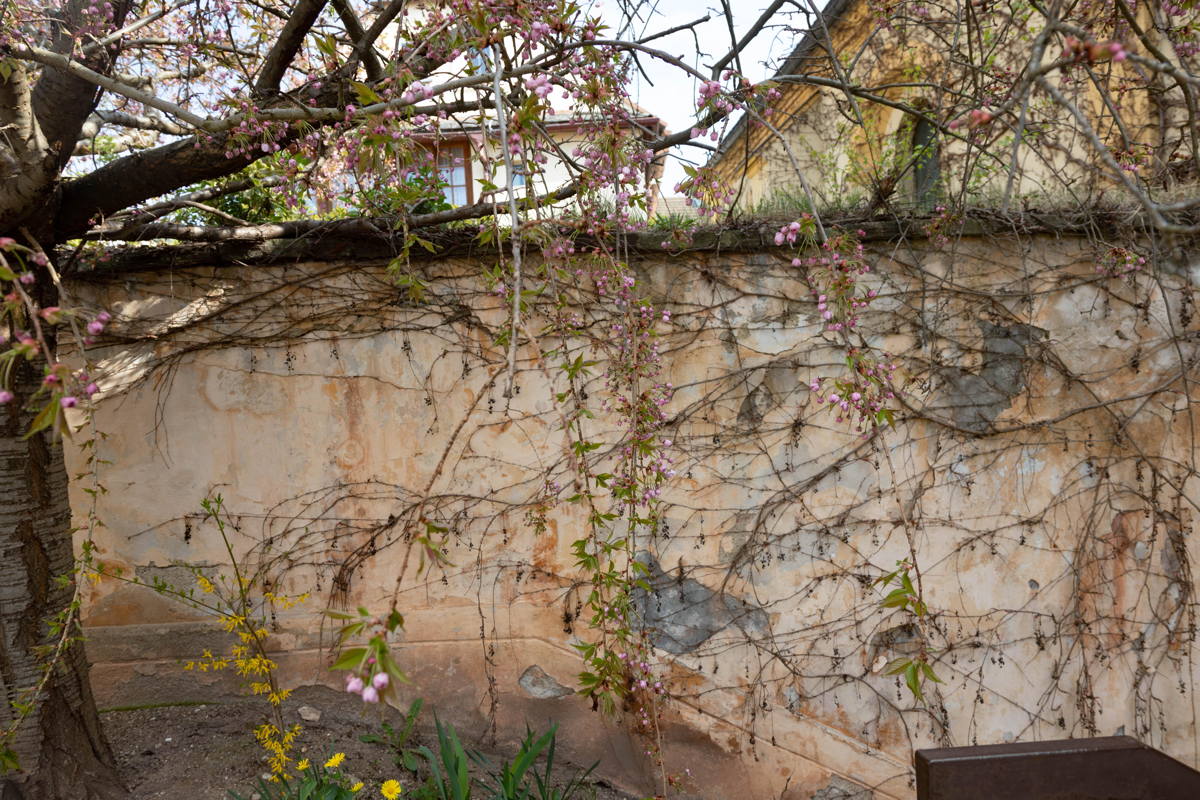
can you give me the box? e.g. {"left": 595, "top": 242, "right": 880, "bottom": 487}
{"left": 436, "top": 140, "right": 473, "bottom": 207}
{"left": 910, "top": 115, "right": 940, "bottom": 208}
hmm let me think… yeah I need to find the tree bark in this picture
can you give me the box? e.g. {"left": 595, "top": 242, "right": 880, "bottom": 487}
{"left": 0, "top": 362, "right": 127, "bottom": 800}
{"left": 0, "top": 63, "right": 58, "bottom": 235}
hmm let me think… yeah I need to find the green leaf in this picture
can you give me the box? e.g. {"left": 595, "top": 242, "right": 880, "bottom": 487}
{"left": 0, "top": 744, "right": 20, "bottom": 774}
{"left": 904, "top": 662, "right": 923, "bottom": 700}
{"left": 315, "top": 34, "right": 338, "bottom": 58}
{"left": 874, "top": 568, "right": 899, "bottom": 587}
{"left": 24, "top": 401, "right": 60, "bottom": 439}
{"left": 350, "top": 81, "right": 382, "bottom": 105}
{"left": 330, "top": 647, "right": 368, "bottom": 671}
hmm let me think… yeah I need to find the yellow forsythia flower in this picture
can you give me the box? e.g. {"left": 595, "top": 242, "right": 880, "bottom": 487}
{"left": 296, "top": 759, "right": 310, "bottom": 771}
{"left": 381, "top": 779, "right": 402, "bottom": 799}
{"left": 197, "top": 575, "right": 215, "bottom": 593}
{"left": 325, "top": 752, "right": 346, "bottom": 769}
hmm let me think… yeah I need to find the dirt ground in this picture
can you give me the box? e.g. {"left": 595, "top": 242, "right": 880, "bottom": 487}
{"left": 104, "top": 685, "right": 637, "bottom": 799}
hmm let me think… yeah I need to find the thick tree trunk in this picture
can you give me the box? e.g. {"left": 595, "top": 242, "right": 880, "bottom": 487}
{"left": 0, "top": 363, "right": 126, "bottom": 800}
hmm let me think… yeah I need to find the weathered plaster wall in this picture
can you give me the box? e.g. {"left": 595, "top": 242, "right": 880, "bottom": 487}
{"left": 66, "top": 227, "right": 1200, "bottom": 799}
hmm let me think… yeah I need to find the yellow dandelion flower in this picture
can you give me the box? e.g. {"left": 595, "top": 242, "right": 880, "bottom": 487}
{"left": 381, "top": 779, "right": 402, "bottom": 799}
{"left": 296, "top": 759, "right": 310, "bottom": 771}
{"left": 325, "top": 752, "right": 346, "bottom": 769}
{"left": 351, "top": 782, "right": 364, "bottom": 792}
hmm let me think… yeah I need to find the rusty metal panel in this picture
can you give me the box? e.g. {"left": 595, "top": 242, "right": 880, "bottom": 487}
{"left": 915, "top": 736, "right": 1200, "bottom": 800}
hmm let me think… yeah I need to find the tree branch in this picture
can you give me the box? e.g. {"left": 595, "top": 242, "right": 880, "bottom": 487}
{"left": 330, "top": 0, "right": 382, "bottom": 82}
{"left": 30, "top": 0, "right": 133, "bottom": 172}
{"left": 87, "top": 183, "right": 580, "bottom": 242}
{"left": 349, "top": 0, "right": 406, "bottom": 73}
{"left": 103, "top": 175, "right": 285, "bottom": 226}
{"left": 89, "top": 109, "right": 188, "bottom": 137}
{"left": 0, "top": 60, "right": 56, "bottom": 231}
{"left": 254, "top": 0, "right": 328, "bottom": 95}
{"left": 16, "top": 42, "right": 210, "bottom": 129}
{"left": 55, "top": 51, "right": 472, "bottom": 239}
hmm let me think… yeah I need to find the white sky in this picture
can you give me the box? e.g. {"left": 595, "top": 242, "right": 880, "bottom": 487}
{"left": 592, "top": 0, "right": 814, "bottom": 196}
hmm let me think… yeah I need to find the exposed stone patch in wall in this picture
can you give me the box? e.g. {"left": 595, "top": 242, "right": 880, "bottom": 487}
{"left": 933, "top": 321, "right": 1046, "bottom": 432}
{"left": 810, "top": 776, "right": 874, "bottom": 800}
{"left": 631, "top": 552, "right": 769, "bottom": 655}
{"left": 518, "top": 665, "right": 574, "bottom": 699}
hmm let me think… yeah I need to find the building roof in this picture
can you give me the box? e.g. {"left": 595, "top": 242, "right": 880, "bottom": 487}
{"left": 713, "top": 0, "right": 856, "bottom": 159}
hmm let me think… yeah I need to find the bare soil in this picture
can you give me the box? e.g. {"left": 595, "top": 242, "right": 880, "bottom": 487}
{"left": 104, "top": 685, "right": 636, "bottom": 800}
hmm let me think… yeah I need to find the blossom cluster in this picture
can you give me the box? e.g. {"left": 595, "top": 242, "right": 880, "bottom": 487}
{"left": 772, "top": 223, "right": 901, "bottom": 432}
{"left": 924, "top": 204, "right": 961, "bottom": 250}
{"left": 1061, "top": 35, "right": 1128, "bottom": 65}
{"left": 809, "top": 349, "right": 900, "bottom": 434}
{"left": 0, "top": 238, "right": 110, "bottom": 422}
{"left": 327, "top": 608, "right": 406, "bottom": 707}
{"left": 788, "top": 226, "right": 875, "bottom": 333}
{"left": 344, "top": 660, "right": 390, "bottom": 704}
{"left": 1097, "top": 245, "right": 1146, "bottom": 277}
{"left": 676, "top": 164, "right": 737, "bottom": 219}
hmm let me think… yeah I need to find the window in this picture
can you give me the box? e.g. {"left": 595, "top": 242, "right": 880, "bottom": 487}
{"left": 509, "top": 162, "right": 526, "bottom": 189}
{"left": 468, "top": 46, "right": 491, "bottom": 74}
{"left": 438, "top": 143, "right": 471, "bottom": 206}
{"left": 911, "top": 116, "right": 940, "bottom": 208}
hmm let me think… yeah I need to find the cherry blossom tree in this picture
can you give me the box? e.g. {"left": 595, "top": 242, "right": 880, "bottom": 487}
{"left": 2, "top": 0, "right": 1200, "bottom": 797}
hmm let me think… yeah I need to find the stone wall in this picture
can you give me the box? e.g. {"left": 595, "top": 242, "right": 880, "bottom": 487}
{"left": 66, "top": 223, "right": 1200, "bottom": 799}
